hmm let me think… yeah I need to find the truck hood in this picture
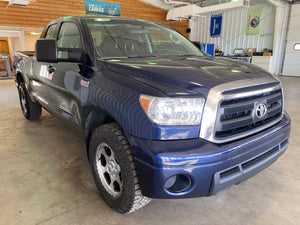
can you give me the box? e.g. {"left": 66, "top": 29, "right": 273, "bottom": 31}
{"left": 104, "top": 56, "right": 276, "bottom": 97}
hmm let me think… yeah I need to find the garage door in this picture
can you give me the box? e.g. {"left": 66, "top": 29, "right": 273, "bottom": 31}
{"left": 282, "top": 4, "right": 300, "bottom": 77}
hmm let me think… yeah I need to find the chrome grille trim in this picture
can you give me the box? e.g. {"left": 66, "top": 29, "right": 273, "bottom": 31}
{"left": 200, "top": 77, "right": 283, "bottom": 143}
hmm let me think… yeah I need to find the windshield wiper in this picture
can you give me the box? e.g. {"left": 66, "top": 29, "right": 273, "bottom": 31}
{"left": 101, "top": 56, "right": 129, "bottom": 60}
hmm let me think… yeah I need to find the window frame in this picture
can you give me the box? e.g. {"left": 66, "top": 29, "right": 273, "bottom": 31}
{"left": 43, "top": 23, "right": 58, "bottom": 39}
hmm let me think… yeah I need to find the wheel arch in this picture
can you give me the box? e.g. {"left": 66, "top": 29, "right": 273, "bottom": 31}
{"left": 84, "top": 109, "right": 117, "bottom": 159}
{"left": 16, "top": 72, "right": 24, "bottom": 86}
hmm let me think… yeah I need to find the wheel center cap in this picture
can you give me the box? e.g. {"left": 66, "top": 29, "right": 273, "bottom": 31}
{"left": 108, "top": 161, "right": 117, "bottom": 175}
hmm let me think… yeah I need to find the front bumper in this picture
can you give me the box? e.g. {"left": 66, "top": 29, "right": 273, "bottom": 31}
{"left": 127, "top": 113, "right": 291, "bottom": 199}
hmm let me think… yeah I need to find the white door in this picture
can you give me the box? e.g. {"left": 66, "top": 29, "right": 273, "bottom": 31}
{"left": 282, "top": 4, "right": 300, "bottom": 77}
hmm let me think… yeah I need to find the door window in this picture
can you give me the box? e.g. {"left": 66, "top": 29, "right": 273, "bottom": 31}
{"left": 57, "top": 23, "right": 82, "bottom": 59}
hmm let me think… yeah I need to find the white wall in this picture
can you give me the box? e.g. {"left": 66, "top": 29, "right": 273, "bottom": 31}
{"left": 24, "top": 32, "right": 39, "bottom": 51}
{"left": 12, "top": 37, "right": 22, "bottom": 52}
{"left": 190, "top": 3, "right": 276, "bottom": 56}
{"left": 282, "top": 4, "right": 300, "bottom": 77}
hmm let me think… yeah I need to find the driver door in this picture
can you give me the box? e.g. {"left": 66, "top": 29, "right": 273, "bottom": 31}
{"left": 46, "top": 22, "right": 84, "bottom": 125}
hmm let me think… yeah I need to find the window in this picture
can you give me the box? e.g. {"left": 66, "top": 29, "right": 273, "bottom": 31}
{"left": 294, "top": 43, "right": 300, "bottom": 51}
{"left": 57, "top": 23, "right": 82, "bottom": 60}
{"left": 84, "top": 18, "right": 203, "bottom": 59}
{"left": 57, "top": 23, "right": 82, "bottom": 48}
{"left": 44, "top": 24, "right": 57, "bottom": 39}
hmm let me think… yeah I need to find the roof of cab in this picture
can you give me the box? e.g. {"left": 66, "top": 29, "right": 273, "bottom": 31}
{"left": 48, "top": 15, "right": 146, "bottom": 25}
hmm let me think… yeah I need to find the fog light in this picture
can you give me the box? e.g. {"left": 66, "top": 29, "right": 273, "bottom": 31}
{"left": 164, "top": 174, "right": 192, "bottom": 193}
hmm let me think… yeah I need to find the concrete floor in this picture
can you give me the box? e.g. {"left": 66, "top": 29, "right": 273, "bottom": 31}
{"left": 0, "top": 77, "right": 299, "bottom": 225}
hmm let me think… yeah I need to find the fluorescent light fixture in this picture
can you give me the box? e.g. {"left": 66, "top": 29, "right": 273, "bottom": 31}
{"left": 9, "top": 0, "right": 35, "bottom": 6}
{"left": 294, "top": 43, "right": 300, "bottom": 51}
{"left": 167, "top": 0, "right": 249, "bottom": 20}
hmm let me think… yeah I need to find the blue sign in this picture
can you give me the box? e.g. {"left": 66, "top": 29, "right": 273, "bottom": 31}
{"left": 85, "top": 1, "right": 120, "bottom": 16}
{"left": 210, "top": 14, "right": 223, "bottom": 37}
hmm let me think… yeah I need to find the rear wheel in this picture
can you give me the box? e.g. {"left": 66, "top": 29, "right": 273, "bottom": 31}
{"left": 18, "top": 82, "right": 42, "bottom": 120}
{"left": 89, "top": 123, "right": 151, "bottom": 213}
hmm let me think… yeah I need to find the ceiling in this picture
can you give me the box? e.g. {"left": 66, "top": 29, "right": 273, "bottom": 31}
{"left": 147, "top": 0, "right": 294, "bottom": 21}
{"left": 140, "top": 0, "right": 296, "bottom": 10}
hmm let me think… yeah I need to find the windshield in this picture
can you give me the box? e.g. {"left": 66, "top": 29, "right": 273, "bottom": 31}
{"left": 84, "top": 18, "right": 203, "bottom": 59}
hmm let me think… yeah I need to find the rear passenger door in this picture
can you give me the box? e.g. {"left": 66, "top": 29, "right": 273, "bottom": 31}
{"left": 46, "top": 22, "right": 84, "bottom": 125}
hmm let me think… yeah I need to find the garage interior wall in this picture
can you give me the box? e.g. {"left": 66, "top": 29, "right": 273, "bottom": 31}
{"left": 0, "top": 0, "right": 189, "bottom": 37}
{"left": 190, "top": 3, "right": 276, "bottom": 56}
{"left": 24, "top": 32, "right": 39, "bottom": 50}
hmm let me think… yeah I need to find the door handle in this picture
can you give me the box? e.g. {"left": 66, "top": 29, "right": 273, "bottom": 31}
{"left": 47, "top": 65, "right": 56, "bottom": 73}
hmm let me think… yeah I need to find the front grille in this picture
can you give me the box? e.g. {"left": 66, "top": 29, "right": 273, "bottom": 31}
{"left": 214, "top": 86, "right": 283, "bottom": 139}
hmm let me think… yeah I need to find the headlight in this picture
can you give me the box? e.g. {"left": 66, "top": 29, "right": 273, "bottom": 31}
{"left": 140, "top": 94, "right": 205, "bottom": 125}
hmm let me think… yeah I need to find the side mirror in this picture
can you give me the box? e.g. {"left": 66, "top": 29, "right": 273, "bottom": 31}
{"left": 36, "top": 38, "right": 85, "bottom": 63}
{"left": 36, "top": 39, "right": 58, "bottom": 63}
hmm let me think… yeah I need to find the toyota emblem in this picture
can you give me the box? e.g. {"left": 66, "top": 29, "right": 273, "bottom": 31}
{"left": 256, "top": 103, "right": 267, "bottom": 118}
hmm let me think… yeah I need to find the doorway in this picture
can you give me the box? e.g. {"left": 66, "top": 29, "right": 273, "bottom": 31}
{"left": 0, "top": 26, "right": 42, "bottom": 77}
{"left": 282, "top": 4, "right": 300, "bottom": 77}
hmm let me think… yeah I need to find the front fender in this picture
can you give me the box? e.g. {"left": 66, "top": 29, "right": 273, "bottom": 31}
{"left": 86, "top": 70, "right": 162, "bottom": 140}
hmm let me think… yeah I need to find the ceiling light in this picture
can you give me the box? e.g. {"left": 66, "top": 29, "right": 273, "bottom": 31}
{"left": 30, "top": 32, "right": 41, "bottom": 35}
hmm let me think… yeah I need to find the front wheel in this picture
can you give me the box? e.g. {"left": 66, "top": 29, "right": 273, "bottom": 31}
{"left": 89, "top": 123, "right": 151, "bottom": 213}
{"left": 18, "top": 82, "right": 42, "bottom": 120}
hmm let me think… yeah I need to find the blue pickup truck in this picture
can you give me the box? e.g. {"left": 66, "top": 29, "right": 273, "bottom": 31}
{"left": 15, "top": 16, "right": 291, "bottom": 213}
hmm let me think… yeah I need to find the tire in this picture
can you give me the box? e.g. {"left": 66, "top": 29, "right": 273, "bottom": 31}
{"left": 89, "top": 123, "right": 151, "bottom": 213}
{"left": 18, "top": 82, "right": 42, "bottom": 120}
